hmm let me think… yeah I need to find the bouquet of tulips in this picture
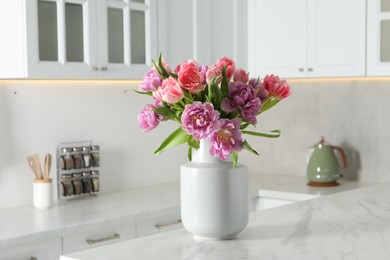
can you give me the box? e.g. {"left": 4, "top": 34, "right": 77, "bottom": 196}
{"left": 136, "top": 54, "right": 291, "bottom": 166}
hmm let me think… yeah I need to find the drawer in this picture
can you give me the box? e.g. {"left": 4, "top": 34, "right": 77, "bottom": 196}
{"left": 136, "top": 212, "right": 182, "bottom": 238}
{"left": 0, "top": 237, "right": 62, "bottom": 260}
{"left": 63, "top": 221, "right": 135, "bottom": 253}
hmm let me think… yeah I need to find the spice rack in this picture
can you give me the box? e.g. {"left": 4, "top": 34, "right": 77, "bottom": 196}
{"left": 56, "top": 141, "right": 100, "bottom": 199}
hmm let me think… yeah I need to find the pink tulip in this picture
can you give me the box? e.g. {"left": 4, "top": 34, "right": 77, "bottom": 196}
{"left": 233, "top": 68, "right": 249, "bottom": 83}
{"left": 177, "top": 60, "right": 205, "bottom": 93}
{"left": 263, "top": 74, "right": 291, "bottom": 99}
{"left": 215, "top": 57, "right": 236, "bottom": 81}
{"left": 206, "top": 65, "right": 222, "bottom": 85}
{"left": 153, "top": 77, "right": 184, "bottom": 104}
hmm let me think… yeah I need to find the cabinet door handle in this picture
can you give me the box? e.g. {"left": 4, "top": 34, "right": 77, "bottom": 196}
{"left": 30, "top": 257, "right": 38, "bottom": 260}
{"left": 86, "top": 233, "right": 120, "bottom": 245}
{"left": 308, "top": 68, "right": 313, "bottom": 72}
{"left": 92, "top": 66, "right": 99, "bottom": 71}
{"left": 155, "top": 219, "right": 182, "bottom": 229}
{"left": 101, "top": 66, "right": 108, "bottom": 71}
{"left": 299, "top": 68, "right": 304, "bottom": 72}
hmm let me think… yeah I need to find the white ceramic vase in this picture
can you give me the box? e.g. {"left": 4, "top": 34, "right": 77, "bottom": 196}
{"left": 180, "top": 140, "right": 249, "bottom": 240}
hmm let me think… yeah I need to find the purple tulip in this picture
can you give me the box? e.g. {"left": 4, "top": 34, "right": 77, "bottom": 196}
{"left": 249, "top": 78, "right": 268, "bottom": 102}
{"left": 138, "top": 104, "right": 161, "bottom": 132}
{"left": 209, "top": 118, "right": 244, "bottom": 160}
{"left": 181, "top": 102, "right": 220, "bottom": 140}
{"left": 221, "top": 82, "right": 261, "bottom": 124}
{"left": 139, "top": 68, "right": 163, "bottom": 92}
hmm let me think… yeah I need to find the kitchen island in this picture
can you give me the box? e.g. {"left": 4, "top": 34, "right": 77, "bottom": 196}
{"left": 61, "top": 182, "right": 390, "bottom": 260}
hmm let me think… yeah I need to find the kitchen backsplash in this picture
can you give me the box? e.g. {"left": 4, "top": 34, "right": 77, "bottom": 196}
{"left": 0, "top": 79, "right": 389, "bottom": 208}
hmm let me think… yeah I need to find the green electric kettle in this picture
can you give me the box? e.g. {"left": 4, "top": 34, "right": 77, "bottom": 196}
{"left": 307, "top": 137, "right": 349, "bottom": 186}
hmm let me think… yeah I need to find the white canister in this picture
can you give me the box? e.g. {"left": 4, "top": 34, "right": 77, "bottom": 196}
{"left": 33, "top": 179, "right": 53, "bottom": 209}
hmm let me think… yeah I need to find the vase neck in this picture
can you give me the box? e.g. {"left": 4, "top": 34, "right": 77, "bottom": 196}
{"left": 192, "top": 139, "right": 231, "bottom": 163}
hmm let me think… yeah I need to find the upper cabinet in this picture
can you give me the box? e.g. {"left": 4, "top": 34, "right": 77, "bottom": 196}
{"left": 0, "top": 0, "right": 157, "bottom": 79}
{"left": 248, "top": 0, "right": 366, "bottom": 78}
{"left": 367, "top": 0, "right": 390, "bottom": 76}
{"left": 157, "top": 0, "right": 248, "bottom": 69}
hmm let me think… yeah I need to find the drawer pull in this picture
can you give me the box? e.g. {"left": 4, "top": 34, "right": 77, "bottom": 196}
{"left": 86, "top": 233, "right": 120, "bottom": 245}
{"left": 155, "top": 219, "right": 182, "bottom": 229}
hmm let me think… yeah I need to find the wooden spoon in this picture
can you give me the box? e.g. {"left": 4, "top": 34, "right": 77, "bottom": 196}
{"left": 32, "top": 154, "right": 43, "bottom": 180}
{"left": 44, "top": 153, "right": 52, "bottom": 180}
{"left": 27, "top": 156, "right": 39, "bottom": 180}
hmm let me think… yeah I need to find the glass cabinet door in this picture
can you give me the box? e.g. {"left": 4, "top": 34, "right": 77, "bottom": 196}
{"left": 97, "top": 0, "right": 157, "bottom": 79}
{"left": 27, "top": 0, "right": 97, "bottom": 78}
{"left": 367, "top": 0, "right": 390, "bottom": 76}
{"left": 380, "top": 0, "right": 390, "bottom": 62}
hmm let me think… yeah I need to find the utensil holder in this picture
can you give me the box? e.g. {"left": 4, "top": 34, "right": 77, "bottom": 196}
{"left": 33, "top": 179, "right": 53, "bottom": 209}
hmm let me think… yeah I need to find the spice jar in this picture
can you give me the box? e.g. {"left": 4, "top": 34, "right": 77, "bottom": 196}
{"left": 72, "top": 147, "right": 83, "bottom": 169}
{"left": 72, "top": 173, "right": 83, "bottom": 195}
{"left": 91, "top": 145, "right": 100, "bottom": 167}
{"left": 82, "top": 146, "right": 91, "bottom": 168}
{"left": 61, "top": 174, "right": 74, "bottom": 196}
{"left": 61, "top": 148, "right": 73, "bottom": 170}
{"left": 82, "top": 171, "right": 92, "bottom": 193}
{"left": 91, "top": 171, "right": 100, "bottom": 192}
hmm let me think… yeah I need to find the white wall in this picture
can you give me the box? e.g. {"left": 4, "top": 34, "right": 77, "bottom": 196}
{"left": 0, "top": 78, "right": 389, "bottom": 209}
{"left": 239, "top": 78, "right": 390, "bottom": 183}
{"left": 0, "top": 81, "right": 188, "bottom": 208}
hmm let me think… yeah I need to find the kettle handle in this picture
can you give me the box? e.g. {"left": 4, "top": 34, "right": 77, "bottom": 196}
{"left": 331, "top": 146, "right": 349, "bottom": 168}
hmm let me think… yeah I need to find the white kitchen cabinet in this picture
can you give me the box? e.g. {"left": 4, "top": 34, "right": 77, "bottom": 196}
{"left": 62, "top": 221, "right": 136, "bottom": 253}
{"left": 136, "top": 212, "right": 182, "bottom": 237}
{"left": 157, "top": 0, "right": 248, "bottom": 68}
{"left": 367, "top": 0, "right": 390, "bottom": 76}
{"left": 0, "top": 0, "right": 157, "bottom": 79}
{"left": 0, "top": 238, "right": 62, "bottom": 260}
{"left": 248, "top": 0, "right": 366, "bottom": 78}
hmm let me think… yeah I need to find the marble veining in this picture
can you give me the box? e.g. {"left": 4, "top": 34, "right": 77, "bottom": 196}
{"left": 61, "top": 183, "right": 390, "bottom": 260}
{"left": 0, "top": 173, "right": 372, "bottom": 253}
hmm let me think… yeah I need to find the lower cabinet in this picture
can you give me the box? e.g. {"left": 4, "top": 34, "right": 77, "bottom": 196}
{"left": 0, "top": 212, "right": 182, "bottom": 258}
{"left": 0, "top": 237, "right": 62, "bottom": 260}
{"left": 136, "top": 212, "right": 182, "bottom": 238}
{"left": 62, "top": 221, "right": 136, "bottom": 254}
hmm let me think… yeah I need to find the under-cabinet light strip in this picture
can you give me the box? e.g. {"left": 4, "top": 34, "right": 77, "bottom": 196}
{"left": 0, "top": 78, "right": 390, "bottom": 86}
{"left": 0, "top": 80, "right": 143, "bottom": 86}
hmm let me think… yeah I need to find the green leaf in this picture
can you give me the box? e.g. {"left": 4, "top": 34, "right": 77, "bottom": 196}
{"left": 211, "top": 78, "right": 223, "bottom": 111}
{"left": 207, "top": 82, "right": 213, "bottom": 103}
{"left": 187, "top": 136, "right": 200, "bottom": 150}
{"left": 221, "top": 67, "right": 229, "bottom": 97}
{"left": 242, "top": 141, "right": 259, "bottom": 156}
{"left": 133, "top": 89, "right": 153, "bottom": 96}
{"left": 242, "top": 129, "right": 281, "bottom": 138}
{"left": 158, "top": 52, "right": 170, "bottom": 79}
{"left": 259, "top": 98, "right": 280, "bottom": 114}
{"left": 232, "top": 152, "right": 238, "bottom": 168}
{"left": 154, "top": 107, "right": 178, "bottom": 121}
{"left": 152, "top": 59, "right": 163, "bottom": 78}
{"left": 154, "top": 128, "right": 189, "bottom": 155}
{"left": 188, "top": 146, "right": 192, "bottom": 161}
{"left": 207, "top": 77, "right": 222, "bottom": 110}
{"left": 240, "top": 122, "right": 250, "bottom": 130}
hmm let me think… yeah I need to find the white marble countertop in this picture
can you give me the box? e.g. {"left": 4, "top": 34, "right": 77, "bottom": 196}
{"left": 0, "top": 173, "right": 371, "bottom": 251}
{"left": 61, "top": 182, "right": 390, "bottom": 260}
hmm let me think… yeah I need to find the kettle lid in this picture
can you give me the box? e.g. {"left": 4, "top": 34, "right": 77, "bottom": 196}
{"left": 313, "top": 136, "right": 331, "bottom": 147}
